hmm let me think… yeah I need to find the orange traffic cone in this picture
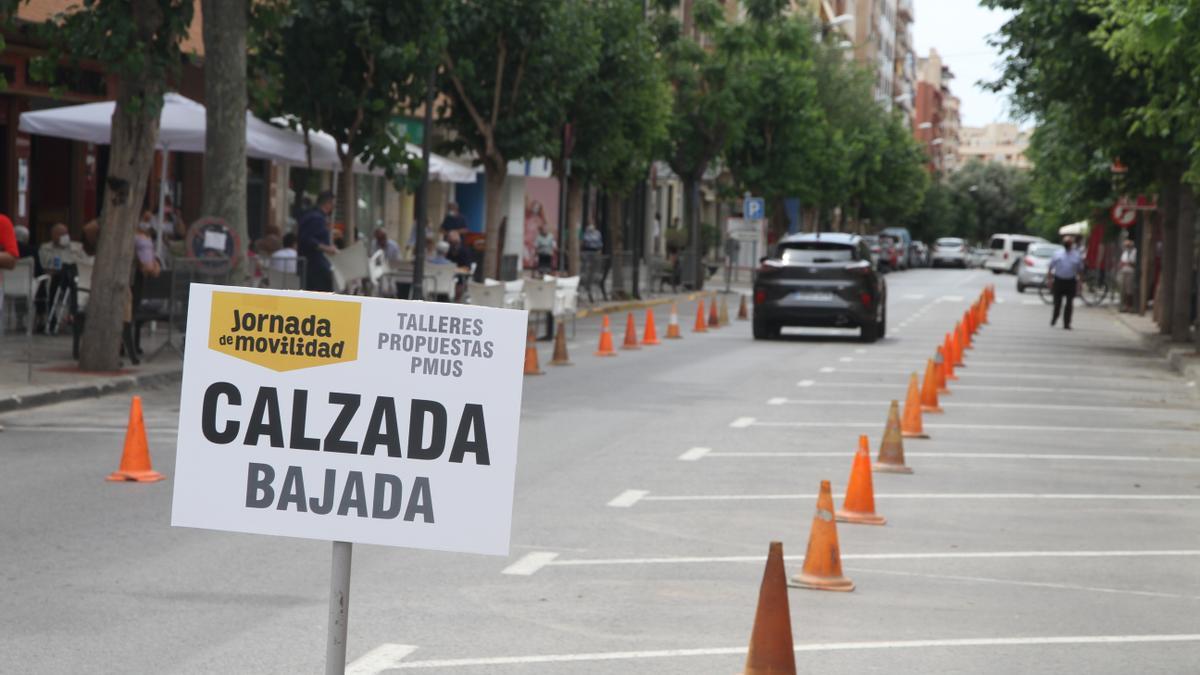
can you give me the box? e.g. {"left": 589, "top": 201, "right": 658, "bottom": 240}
{"left": 107, "top": 396, "right": 165, "bottom": 482}
{"left": 875, "top": 400, "right": 913, "bottom": 473}
{"left": 622, "top": 312, "right": 640, "bottom": 350}
{"left": 901, "top": 373, "right": 928, "bottom": 439}
{"left": 550, "top": 323, "right": 572, "bottom": 366}
{"left": 920, "top": 358, "right": 943, "bottom": 413}
{"left": 836, "top": 436, "right": 886, "bottom": 526}
{"left": 718, "top": 297, "right": 731, "bottom": 326}
{"left": 737, "top": 295, "right": 749, "bottom": 320}
{"left": 789, "top": 480, "right": 855, "bottom": 592}
{"left": 950, "top": 326, "right": 965, "bottom": 366}
{"left": 523, "top": 326, "right": 544, "bottom": 375}
{"left": 935, "top": 346, "right": 950, "bottom": 393}
{"left": 944, "top": 334, "right": 960, "bottom": 377}
{"left": 961, "top": 316, "right": 974, "bottom": 349}
{"left": 708, "top": 296, "right": 720, "bottom": 328}
{"left": 741, "top": 541, "right": 797, "bottom": 674}
{"left": 642, "top": 308, "right": 661, "bottom": 346}
{"left": 666, "top": 303, "right": 683, "bottom": 339}
{"left": 595, "top": 315, "right": 617, "bottom": 357}
{"left": 694, "top": 300, "right": 708, "bottom": 333}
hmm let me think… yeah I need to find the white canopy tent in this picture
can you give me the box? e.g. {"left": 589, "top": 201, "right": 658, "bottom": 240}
{"left": 1058, "top": 221, "right": 1089, "bottom": 237}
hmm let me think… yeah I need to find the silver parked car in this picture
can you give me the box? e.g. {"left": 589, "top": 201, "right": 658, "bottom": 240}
{"left": 1016, "top": 242, "right": 1064, "bottom": 292}
{"left": 930, "top": 237, "right": 968, "bottom": 268}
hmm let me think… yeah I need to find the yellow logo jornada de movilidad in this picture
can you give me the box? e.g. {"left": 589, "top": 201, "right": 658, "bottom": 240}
{"left": 208, "top": 291, "right": 361, "bottom": 371}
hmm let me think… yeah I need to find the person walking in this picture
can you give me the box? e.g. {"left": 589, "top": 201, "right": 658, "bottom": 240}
{"left": 1048, "top": 235, "right": 1084, "bottom": 330}
{"left": 1117, "top": 236, "right": 1137, "bottom": 312}
{"left": 297, "top": 191, "right": 338, "bottom": 292}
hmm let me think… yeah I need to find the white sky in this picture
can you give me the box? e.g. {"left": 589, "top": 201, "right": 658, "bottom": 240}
{"left": 912, "top": 0, "right": 1016, "bottom": 127}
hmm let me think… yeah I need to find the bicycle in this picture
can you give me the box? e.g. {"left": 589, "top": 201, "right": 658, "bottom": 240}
{"left": 1038, "top": 268, "right": 1110, "bottom": 306}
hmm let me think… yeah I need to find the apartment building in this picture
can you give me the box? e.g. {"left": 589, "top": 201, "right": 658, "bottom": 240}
{"left": 958, "top": 122, "right": 1032, "bottom": 169}
{"left": 913, "top": 48, "right": 960, "bottom": 174}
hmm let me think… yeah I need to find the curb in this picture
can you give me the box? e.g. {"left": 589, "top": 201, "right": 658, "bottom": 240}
{"left": 576, "top": 289, "right": 744, "bottom": 320}
{"left": 0, "top": 368, "right": 183, "bottom": 415}
{"left": 1108, "top": 309, "right": 1200, "bottom": 396}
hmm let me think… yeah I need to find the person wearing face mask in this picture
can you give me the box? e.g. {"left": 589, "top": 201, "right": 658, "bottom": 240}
{"left": 37, "top": 224, "right": 83, "bottom": 333}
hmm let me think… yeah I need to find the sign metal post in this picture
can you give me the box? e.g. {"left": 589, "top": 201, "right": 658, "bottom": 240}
{"left": 326, "top": 541, "right": 353, "bottom": 675}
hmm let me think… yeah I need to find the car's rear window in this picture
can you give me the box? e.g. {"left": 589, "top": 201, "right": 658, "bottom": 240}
{"left": 1029, "top": 245, "right": 1059, "bottom": 258}
{"left": 1013, "top": 240, "right": 1033, "bottom": 253}
{"left": 989, "top": 237, "right": 1004, "bottom": 250}
{"left": 779, "top": 244, "right": 856, "bottom": 263}
{"left": 936, "top": 239, "right": 963, "bottom": 249}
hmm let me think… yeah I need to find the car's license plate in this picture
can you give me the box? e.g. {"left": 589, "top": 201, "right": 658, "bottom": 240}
{"left": 793, "top": 291, "right": 834, "bottom": 302}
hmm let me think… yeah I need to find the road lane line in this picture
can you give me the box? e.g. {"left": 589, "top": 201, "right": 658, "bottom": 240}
{"left": 938, "top": 295, "right": 965, "bottom": 302}
{"left": 819, "top": 366, "right": 836, "bottom": 373}
{"left": 607, "top": 489, "right": 649, "bottom": 507}
{"left": 641, "top": 493, "right": 1200, "bottom": 503}
{"left": 796, "top": 379, "right": 815, "bottom": 387}
{"left": 846, "top": 567, "right": 1200, "bottom": 602}
{"left": 823, "top": 369, "right": 1173, "bottom": 383}
{"left": 745, "top": 421, "right": 1197, "bottom": 434}
{"left": 501, "top": 552, "right": 560, "bottom": 576}
{"left": 764, "top": 399, "right": 1191, "bottom": 412}
{"left": 729, "top": 417, "right": 756, "bottom": 428}
{"left": 545, "top": 550, "right": 1200, "bottom": 569}
{"left": 347, "top": 644, "right": 420, "bottom": 675}
{"left": 704, "top": 451, "right": 1200, "bottom": 463}
{"left": 677, "top": 447, "right": 712, "bottom": 461}
{"left": 903, "top": 294, "right": 926, "bottom": 300}
{"left": 839, "top": 356, "right": 854, "bottom": 362}
{"left": 384, "top": 635, "right": 1200, "bottom": 668}
{"left": 799, "top": 381, "right": 1178, "bottom": 396}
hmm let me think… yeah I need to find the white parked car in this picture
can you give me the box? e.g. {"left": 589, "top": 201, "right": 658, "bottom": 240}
{"left": 930, "top": 237, "right": 968, "bottom": 268}
{"left": 985, "top": 234, "right": 1047, "bottom": 274}
{"left": 1016, "top": 242, "right": 1063, "bottom": 292}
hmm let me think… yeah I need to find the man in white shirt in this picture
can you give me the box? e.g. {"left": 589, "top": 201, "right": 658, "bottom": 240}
{"left": 1048, "top": 236, "right": 1084, "bottom": 329}
{"left": 1117, "top": 237, "right": 1137, "bottom": 312}
{"left": 270, "top": 232, "right": 299, "bottom": 274}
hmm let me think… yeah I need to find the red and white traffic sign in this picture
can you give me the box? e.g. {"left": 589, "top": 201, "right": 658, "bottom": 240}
{"left": 1111, "top": 201, "right": 1137, "bottom": 228}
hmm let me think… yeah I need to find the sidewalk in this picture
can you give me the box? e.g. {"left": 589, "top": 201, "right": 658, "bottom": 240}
{"left": 0, "top": 285, "right": 751, "bottom": 415}
{"left": 0, "top": 330, "right": 183, "bottom": 415}
{"left": 1108, "top": 307, "right": 1200, "bottom": 395}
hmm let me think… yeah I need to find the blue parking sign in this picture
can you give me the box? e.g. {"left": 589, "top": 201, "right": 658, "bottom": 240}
{"left": 744, "top": 197, "right": 765, "bottom": 221}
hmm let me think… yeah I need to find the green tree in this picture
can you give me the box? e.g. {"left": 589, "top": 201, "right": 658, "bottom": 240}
{"left": 723, "top": 8, "right": 824, "bottom": 236}
{"left": 653, "top": 0, "right": 747, "bottom": 287}
{"left": 250, "top": 0, "right": 441, "bottom": 237}
{"left": 438, "top": 0, "right": 595, "bottom": 278}
{"left": 203, "top": 0, "right": 249, "bottom": 281}
{"left": 13, "top": 0, "right": 196, "bottom": 371}
{"left": 558, "top": 0, "right": 669, "bottom": 278}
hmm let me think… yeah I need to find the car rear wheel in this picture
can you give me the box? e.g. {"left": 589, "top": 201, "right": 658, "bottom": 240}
{"left": 991, "top": 268, "right": 1003, "bottom": 275}
{"left": 752, "top": 316, "right": 779, "bottom": 340}
{"left": 1017, "top": 283, "right": 1026, "bottom": 293}
{"left": 860, "top": 320, "right": 880, "bottom": 343}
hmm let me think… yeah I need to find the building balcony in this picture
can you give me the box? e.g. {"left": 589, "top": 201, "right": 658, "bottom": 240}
{"left": 898, "top": 0, "right": 913, "bottom": 21}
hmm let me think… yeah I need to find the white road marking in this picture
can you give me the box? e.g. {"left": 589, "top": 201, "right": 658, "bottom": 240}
{"left": 501, "top": 552, "right": 560, "bottom": 576}
{"left": 704, "top": 451, "right": 1200, "bottom": 463}
{"left": 855, "top": 348, "right": 867, "bottom": 354}
{"left": 3, "top": 426, "right": 178, "bottom": 434}
{"left": 764, "top": 399, "right": 1184, "bottom": 412}
{"left": 939, "top": 295, "right": 965, "bottom": 302}
{"left": 747, "top": 421, "right": 1197, "bottom": 434}
{"left": 346, "top": 644, "right": 420, "bottom": 675}
{"left": 1022, "top": 299, "right": 1042, "bottom": 305}
{"left": 839, "top": 356, "right": 854, "bottom": 362}
{"left": 819, "top": 366, "right": 836, "bottom": 373}
{"left": 825, "top": 369, "right": 1171, "bottom": 383}
{"left": 607, "top": 489, "right": 649, "bottom": 507}
{"left": 384, "top": 635, "right": 1200, "bottom": 668}
{"left": 903, "top": 294, "right": 926, "bottom": 300}
{"left": 803, "top": 381, "right": 1176, "bottom": 396}
{"left": 641, "top": 492, "right": 1200, "bottom": 503}
{"left": 544, "top": 549, "right": 1200, "bottom": 569}
{"left": 677, "top": 446, "right": 712, "bottom": 461}
{"left": 729, "top": 416, "right": 756, "bottom": 428}
{"left": 796, "top": 379, "right": 815, "bottom": 387}
{"left": 847, "top": 566, "right": 1200, "bottom": 602}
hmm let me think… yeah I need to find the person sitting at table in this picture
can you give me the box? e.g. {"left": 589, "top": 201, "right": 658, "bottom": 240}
{"left": 429, "top": 240, "right": 452, "bottom": 265}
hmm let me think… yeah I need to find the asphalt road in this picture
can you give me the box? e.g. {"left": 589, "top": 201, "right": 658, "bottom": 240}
{"left": 2, "top": 268, "right": 1199, "bottom": 674}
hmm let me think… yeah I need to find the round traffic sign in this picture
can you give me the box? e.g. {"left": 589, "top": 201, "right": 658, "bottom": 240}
{"left": 1111, "top": 202, "right": 1136, "bottom": 228}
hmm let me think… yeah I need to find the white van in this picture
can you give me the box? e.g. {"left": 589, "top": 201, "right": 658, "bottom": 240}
{"left": 985, "top": 234, "right": 1046, "bottom": 274}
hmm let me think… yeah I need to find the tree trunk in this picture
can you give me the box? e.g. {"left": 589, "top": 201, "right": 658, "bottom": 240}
{"left": 79, "top": 80, "right": 163, "bottom": 371}
{"left": 608, "top": 191, "right": 625, "bottom": 298}
{"left": 338, "top": 161, "right": 357, "bottom": 244}
{"left": 566, "top": 176, "right": 583, "bottom": 276}
{"left": 1172, "top": 183, "right": 1196, "bottom": 342}
{"left": 202, "top": 0, "right": 248, "bottom": 281}
{"left": 682, "top": 174, "right": 700, "bottom": 289}
{"left": 483, "top": 165, "right": 507, "bottom": 278}
{"left": 1158, "top": 173, "right": 1179, "bottom": 334}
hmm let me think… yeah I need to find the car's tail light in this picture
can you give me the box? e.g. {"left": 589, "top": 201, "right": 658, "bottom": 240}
{"left": 1003, "top": 252, "right": 1009, "bottom": 259}
{"left": 754, "top": 289, "right": 766, "bottom": 305}
{"left": 860, "top": 292, "right": 872, "bottom": 307}
{"left": 1024, "top": 257, "right": 1034, "bottom": 267}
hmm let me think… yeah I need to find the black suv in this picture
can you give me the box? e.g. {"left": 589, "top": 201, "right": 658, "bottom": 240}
{"left": 752, "top": 233, "right": 887, "bottom": 342}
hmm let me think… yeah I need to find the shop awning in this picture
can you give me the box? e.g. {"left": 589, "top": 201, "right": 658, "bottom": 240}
{"left": 18, "top": 93, "right": 310, "bottom": 164}
{"left": 273, "top": 118, "right": 477, "bottom": 183}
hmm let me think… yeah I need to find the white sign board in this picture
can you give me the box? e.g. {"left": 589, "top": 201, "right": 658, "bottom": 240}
{"left": 171, "top": 285, "right": 528, "bottom": 556}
